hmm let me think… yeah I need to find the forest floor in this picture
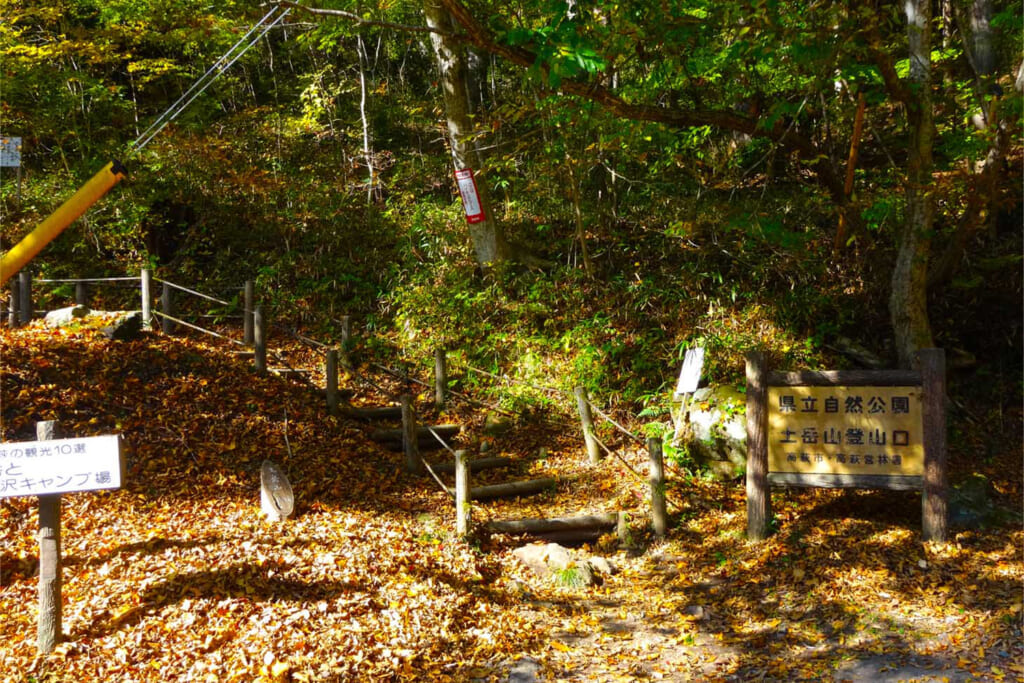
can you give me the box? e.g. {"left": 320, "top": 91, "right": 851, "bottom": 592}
{"left": 0, "top": 323, "right": 1021, "bottom": 682}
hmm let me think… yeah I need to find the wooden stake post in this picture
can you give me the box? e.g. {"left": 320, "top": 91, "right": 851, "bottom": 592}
{"left": 454, "top": 450, "right": 470, "bottom": 536}
{"left": 140, "top": 268, "right": 152, "bottom": 330}
{"left": 648, "top": 437, "right": 667, "bottom": 538}
{"left": 36, "top": 421, "right": 62, "bottom": 654}
{"left": 573, "top": 386, "right": 601, "bottom": 464}
{"left": 745, "top": 349, "right": 948, "bottom": 542}
{"left": 434, "top": 348, "right": 447, "bottom": 410}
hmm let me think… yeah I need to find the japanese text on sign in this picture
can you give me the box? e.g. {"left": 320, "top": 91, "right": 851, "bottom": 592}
{"left": 767, "top": 386, "right": 923, "bottom": 476}
{"left": 0, "top": 435, "right": 123, "bottom": 498}
{"left": 0, "top": 137, "right": 21, "bottom": 168}
{"left": 455, "top": 168, "right": 486, "bottom": 224}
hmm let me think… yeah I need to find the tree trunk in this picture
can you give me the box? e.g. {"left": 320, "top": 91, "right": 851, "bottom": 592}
{"left": 356, "top": 35, "right": 376, "bottom": 205}
{"left": 423, "top": 0, "right": 510, "bottom": 265}
{"left": 890, "top": 0, "right": 935, "bottom": 368}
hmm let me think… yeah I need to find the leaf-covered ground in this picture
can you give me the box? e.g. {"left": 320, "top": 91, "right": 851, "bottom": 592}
{"left": 1, "top": 324, "right": 1021, "bottom": 682}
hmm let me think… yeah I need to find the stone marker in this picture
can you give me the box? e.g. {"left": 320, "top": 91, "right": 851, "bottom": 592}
{"left": 260, "top": 459, "right": 294, "bottom": 522}
{"left": 44, "top": 305, "right": 89, "bottom": 327}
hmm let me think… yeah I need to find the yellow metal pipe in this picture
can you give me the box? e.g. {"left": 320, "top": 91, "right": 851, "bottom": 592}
{"left": 0, "top": 160, "right": 126, "bottom": 286}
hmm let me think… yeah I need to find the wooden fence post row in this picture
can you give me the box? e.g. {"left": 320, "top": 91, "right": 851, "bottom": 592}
{"left": 400, "top": 395, "right": 422, "bottom": 475}
{"left": 434, "top": 348, "right": 447, "bottom": 411}
{"left": 19, "top": 270, "right": 32, "bottom": 326}
{"left": 647, "top": 437, "right": 668, "bottom": 538}
{"left": 573, "top": 386, "right": 601, "bottom": 465}
{"left": 243, "top": 280, "right": 255, "bottom": 346}
{"left": 745, "top": 348, "right": 948, "bottom": 542}
{"left": 253, "top": 305, "right": 267, "bottom": 373}
{"left": 455, "top": 450, "right": 470, "bottom": 536}
{"left": 75, "top": 281, "right": 88, "bottom": 308}
{"left": 140, "top": 269, "right": 152, "bottom": 330}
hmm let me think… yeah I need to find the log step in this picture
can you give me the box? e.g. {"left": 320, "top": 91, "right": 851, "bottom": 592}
{"left": 431, "top": 456, "right": 513, "bottom": 475}
{"left": 483, "top": 512, "right": 618, "bottom": 535}
{"left": 470, "top": 478, "right": 556, "bottom": 501}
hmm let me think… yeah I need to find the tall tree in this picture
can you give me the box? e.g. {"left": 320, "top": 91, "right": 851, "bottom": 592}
{"left": 422, "top": 0, "right": 510, "bottom": 265}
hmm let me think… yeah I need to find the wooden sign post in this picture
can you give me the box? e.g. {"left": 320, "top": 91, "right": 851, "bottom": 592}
{"left": 746, "top": 349, "right": 947, "bottom": 542}
{"left": 0, "top": 423, "right": 124, "bottom": 653}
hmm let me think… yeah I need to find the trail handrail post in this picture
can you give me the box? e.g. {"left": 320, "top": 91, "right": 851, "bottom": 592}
{"left": 919, "top": 348, "right": 948, "bottom": 542}
{"left": 648, "top": 437, "right": 668, "bottom": 538}
{"left": 140, "top": 269, "right": 152, "bottom": 330}
{"left": 8, "top": 277, "right": 19, "bottom": 327}
{"left": 243, "top": 280, "right": 255, "bottom": 346}
{"left": 36, "top": 420, "right": 62, "bottom": 654}
{"left": 18, "top": 270, "right": 32, "bottom": 326}
{"left": 161, "top": 281, "right": 174, "bottom": 335}
{"left": 455, "top": 449, "right": 470, "bottom": 536}
{"left": 75, "top": 281, "right": 88, "bottom": 308}
{"left": 400, "top": 395, "right": 422, "bottom": 475}
{"left": 253, "top": 305, "right": 267, "bottom": 373}
{"left": 434, "top": 348, "right": 447, "bottom": 410}
{"left": 745, "top": 351, "right": 771, "bottom": 541}
{"left": 574, "top": 386, "right": 601, "bottom": 464}
{"left": 326, "top": 348, "right": 339, "bottom": 415}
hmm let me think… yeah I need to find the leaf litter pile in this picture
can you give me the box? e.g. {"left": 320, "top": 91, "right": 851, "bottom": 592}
{"left": 1, "top": 323, "right": 1021, "bottom": 682}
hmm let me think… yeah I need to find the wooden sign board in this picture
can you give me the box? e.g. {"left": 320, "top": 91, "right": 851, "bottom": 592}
{"left": 745, "top": 350, "right": 948, "bottom": 542}
{"left": 767, "top": 385, "right": 924, "bottom": 489}
{"left": 0, "top": 435, "right": 123, "bottom": 498}
{"left": 674, "top": 346, "right": 705, "bottom": 398}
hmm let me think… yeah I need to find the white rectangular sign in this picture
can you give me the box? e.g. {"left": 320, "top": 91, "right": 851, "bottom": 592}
{"left": 0, "top": 435, "right": 123, "bottom": 498}
{"left": 0, "top": 137, "right": 22, "bottom": 167}
{"left": 674, "top": 346, "right": 705, "bottom": 397}
{"left": 454, "top": 168, "right": 486, "bottom": 224}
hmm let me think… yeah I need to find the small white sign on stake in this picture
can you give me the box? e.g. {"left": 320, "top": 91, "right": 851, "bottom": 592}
{"left": 0, "top": 435, "right": 123, "bottom": 498}
{"left": 674, "top": 347, "right": 705, "bottom": 399}
{"left": 0, "top": 137, "right": 22, "bottom": 168}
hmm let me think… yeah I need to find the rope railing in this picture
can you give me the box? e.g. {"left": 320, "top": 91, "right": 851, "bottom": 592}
{"left": 154, "top": 277, "right": 235, "bottom": 308}
{"left": 463, "top": 364, "right": 566, "bottom": 398}
{"left": 152, "top": 311, "right": 246, "bottom": 346}
{"left": 36, "top": 277, "right": 139, "bottom": 284}
{"left": 582, "top": 395, "right": 646, "bottom": 446}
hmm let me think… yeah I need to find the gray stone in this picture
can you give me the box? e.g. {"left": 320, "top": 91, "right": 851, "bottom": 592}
{"left": 483, "top": 413, "right": 514, "bottom": 436}
{"left": 512, "top": 543, "right": 597, "bottom": 587}
{"left": 504, "top": 657, "right": 541, "bottom": 682}
{"left": 672, "top": 386, "right": 747, "bottom": 480}
{"left": 585, "top": 556, "right": 616, "bottom": 576}
{"left": 44, "top": 305, "right": 90, "bottom": 327}
{"left": 99, "top": 311, "right": 143, "bottom": 341}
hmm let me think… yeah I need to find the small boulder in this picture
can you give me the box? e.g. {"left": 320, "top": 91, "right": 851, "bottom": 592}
{"left": 672, "top": 385, "right": 747, "bottom": 481}
{"left": 512, "top": 543, "right": 597, "bottom": 587}
{"left": 483, "top": 413, "right": 514, "bottom": 436}
{"left": 585, "top": 556, "right": 616, "bottom": 576}
{"left": 99, "top": 311, "right": 143, "bottom": 341}
{"left": 44, "top": 305, "right": 90, "bottom": 327}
